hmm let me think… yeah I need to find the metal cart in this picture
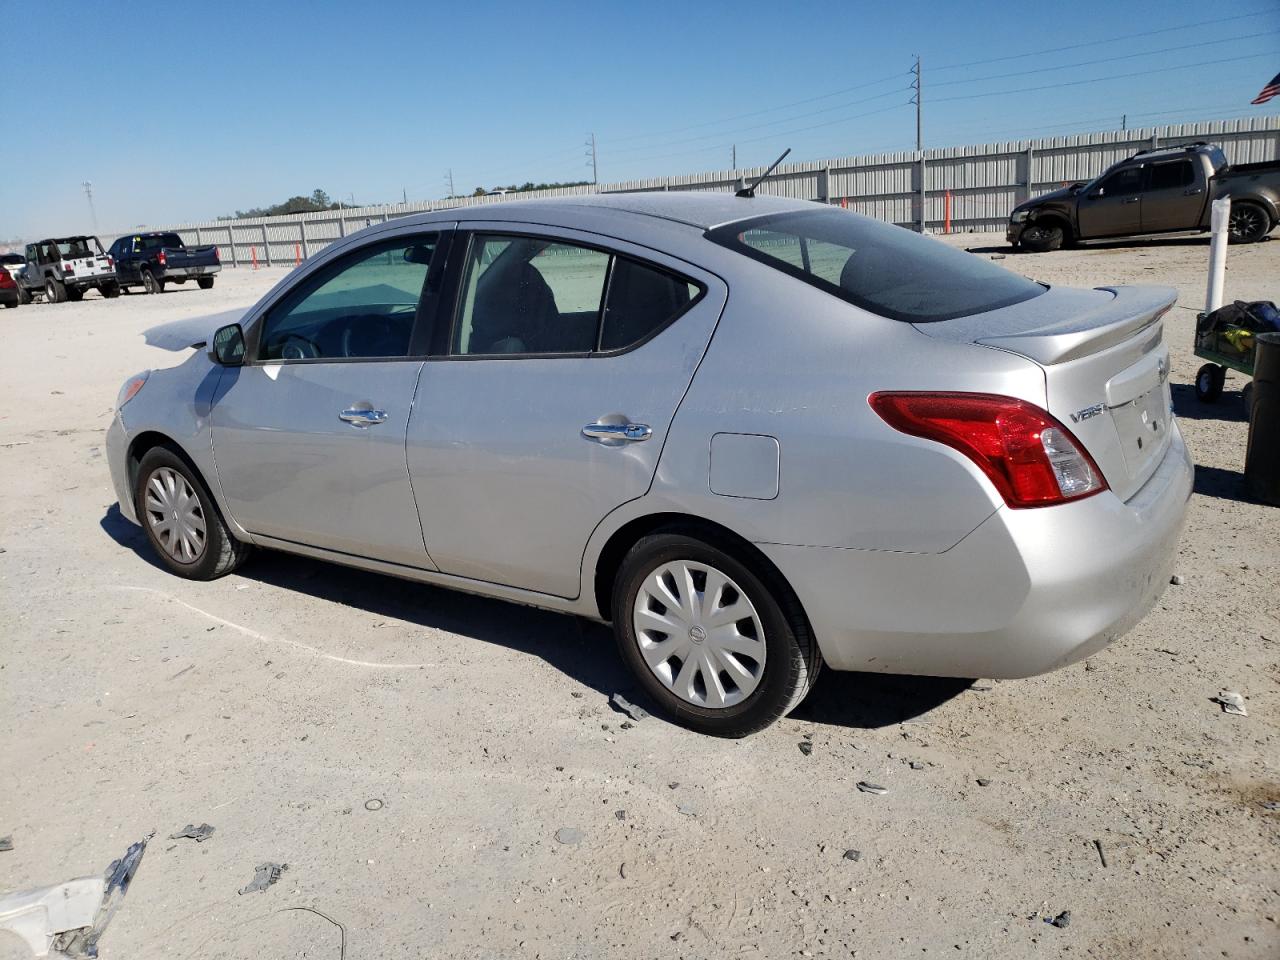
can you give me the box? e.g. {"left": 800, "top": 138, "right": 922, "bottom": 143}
{"left": 1194, "top": 321, "right": 1256, "bottom": 409}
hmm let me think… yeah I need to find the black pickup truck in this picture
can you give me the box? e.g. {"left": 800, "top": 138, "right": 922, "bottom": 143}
{"left": 1008, "top": 142, "right": 1280, "bottom": 252}
{"left": 107, "top": 232, "right": 221, "bottom": 294}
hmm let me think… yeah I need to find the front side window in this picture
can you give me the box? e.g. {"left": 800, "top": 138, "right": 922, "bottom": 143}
{"left": 1100, "top": 168, "right": 1142, "bottom": 196}
{"left": 257, "top": 234, "right": 439, "bottom": 361}
{"left": 708, "top": 209, "right": 1044, "bottom": 323}
{"left": 453, "top": 234, "right": 699, "bottom": 356}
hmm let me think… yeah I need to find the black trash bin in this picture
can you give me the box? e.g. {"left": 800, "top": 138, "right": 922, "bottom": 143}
{"left": 1244, "top": 331, "right": 1280, "bottom": 506}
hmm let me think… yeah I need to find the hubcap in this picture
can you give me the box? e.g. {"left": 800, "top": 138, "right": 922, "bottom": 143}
{"left": 1230, "top": 209, "right": 1260, "bottom": 238}
{"left": 632, "top": 560, "right": 766, "bottom": 709}
{"left": 144, "top": 467, "right": 206, "bottom": 563}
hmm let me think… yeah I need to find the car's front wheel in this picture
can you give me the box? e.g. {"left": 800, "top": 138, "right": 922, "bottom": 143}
{"left": 611, "top": 530, "right": 821, "bottom": 737}
{"left": 134, "top": 446, "right": 251, "bottom": 579}
{"left": 198, "top": 276, "right": 215, "bottom": 290}
{"left": 1228, "top": 201, "right": 1272, "bottom": 244}
{"left": 45, "top": 278, "right": 66, "bottom": 303}
{"left": 1020, "top": 221, "right": 1066, "bottom": 253}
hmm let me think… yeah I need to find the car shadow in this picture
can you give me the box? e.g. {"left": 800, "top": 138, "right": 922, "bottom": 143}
{"left": 964, "top": 234, "right": 1245, "bottom": 256}
{"left": 1171, "top": 382, "right": 1248, "bottom": 422}
{"left": 99, "top": 504, "right": 965, "bottom": 730}
{"left": 1193, "top": 464, "right": 1252, "bottom": 503}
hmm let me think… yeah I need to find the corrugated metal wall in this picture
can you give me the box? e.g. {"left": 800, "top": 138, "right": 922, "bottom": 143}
{"left": 106, "top": 116, "right": 1279, "bottom": 266}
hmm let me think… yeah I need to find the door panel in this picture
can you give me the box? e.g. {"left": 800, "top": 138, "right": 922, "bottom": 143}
{"left": 1140, "top": 159, "right": 1204, "bottom": 232}
{"left": 1077, "top": 167, "right": 1143, "bottom": 238}
{"left": 211, "top": 361, "right": 431, "bottom": 567}
{"left": 408, "top": 228, "right": 725, "bottom": 597}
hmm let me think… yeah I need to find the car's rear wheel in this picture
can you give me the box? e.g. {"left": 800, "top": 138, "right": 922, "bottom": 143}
{"left": 101, "top": 281, "right": 121, "bottom": 298}
{"left": 612, "top": 530, "right": 821, "bottom": 737}
{"left": 198, "top": 276, "right": 215, "bottom": 290}
{"left": 46, "top": 278, "right": 66, "bottom": 303}
{"left": 142, "top": 269, "right": 164, "bottom": 294}
{"left": 1228, "top": 201, "right": 1271, "bottom": 244}
{"left": 1020, "top": 221, "right": 1066, "bottom": 253}
{"left": 1195, "top": 363, "right": 1226, "bottom": 402}
{"left": 134, "top": 447, "right": 251, "bottom": 580}
{"left": 66, "top": 287, "right": 83, "bottom": 302}
{"left": 17, "top": 285, "right": 32, "bottom": 304}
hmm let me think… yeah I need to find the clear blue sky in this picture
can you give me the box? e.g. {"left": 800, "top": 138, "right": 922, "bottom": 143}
{"left": 2, "top": 0, "right": 1277, "bottom": 239}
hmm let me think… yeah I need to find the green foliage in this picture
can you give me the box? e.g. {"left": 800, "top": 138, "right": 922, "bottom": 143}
{"left": 220, "top": 189, "right": 351, "bottom": 220}
{"left": 469, "top": 180, "right": 593, "bottom": 197}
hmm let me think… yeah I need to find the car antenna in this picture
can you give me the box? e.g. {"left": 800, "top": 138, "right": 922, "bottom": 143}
{"left": 735, "top": 148, "right": 791, "bottom": 198}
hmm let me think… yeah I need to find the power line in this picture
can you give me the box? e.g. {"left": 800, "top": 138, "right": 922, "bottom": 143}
{"left": 933, "top": 30, "right": 1280, "bottom": 88}
{"left": 932, "top": 8, "right": 1276, "bottom": 70}
{"left": 933, "top": 51, "right": 1278, "bottom": 103}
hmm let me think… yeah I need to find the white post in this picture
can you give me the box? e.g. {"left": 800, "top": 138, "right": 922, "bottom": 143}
{"left": 1206, "top": 196, "right": 1231, "bottom": 314}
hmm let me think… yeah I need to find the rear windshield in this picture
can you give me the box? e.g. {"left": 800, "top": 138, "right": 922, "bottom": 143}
{"left": 140, "top": 233, "right": 184, "bottom": 250}
{"left": 55, "top": 238, "right": 100, "bottom": 258}
{"left": 707, "top": 209, "right": 1044, "bottom": 323}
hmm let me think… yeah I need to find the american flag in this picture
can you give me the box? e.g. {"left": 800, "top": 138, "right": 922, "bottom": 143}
{"left": 1253, "top": 72, "right": 1280, "bottom": 105}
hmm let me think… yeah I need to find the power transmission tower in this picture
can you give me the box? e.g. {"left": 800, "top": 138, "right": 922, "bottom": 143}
{"left": 910, "top": 56, "right": 923, "bottom": 151}
{"left": 445, "top": 169, "right": 455, "bottom": 198}
{"left": 585, "top": 133, "right": 598, "bottom": 185}
{"left": 82, "top": 181, "right": 99, "bottom": 232}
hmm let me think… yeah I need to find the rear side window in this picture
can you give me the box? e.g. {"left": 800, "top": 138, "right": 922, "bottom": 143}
{"left": 708, "top": 210, "right": 1044, "bottom": 323}
{"left": 1147, "top": 160, "right": 1193, "bottom": 191}
{"left": 453, "top": 233, "right": 700, "bottom": 356}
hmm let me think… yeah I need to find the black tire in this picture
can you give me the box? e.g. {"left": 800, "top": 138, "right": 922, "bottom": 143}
{"left": 197, "top": 276, "right": 215, "bottom": 290}
{"left": 1020, "top": 221, "right": 1066, "bottom": 253}
{"left": 1242, "top": 381, "right": 1254, "bottom": 418}
{"left": 172, "top": 277, "right": 187, "bottom": 284}
{"left": 134, "top": 446, "right": 251, "bottom": 580}
{"left": 46, "top": 277, "right": 67, "bottom": 303}
{"left": 1195, "top": 363, "right": 1226, "bottom": 403}
{"left": 101, "top": 281, "right": 121, "bottom": 299}
{"left": 66, "top": 287, "right": 84, "bottom": 302}
{"left": 611, "top": 529, "right": 821, "bottom": 737}
{"left": 17, "top": 284, "right": 32, "bottom": 305}
{"left": 142, "top": 269, "right": 164, "bottom": 294}
{"left": 1227, "top": 201, "right": 1271, "bottom": 244}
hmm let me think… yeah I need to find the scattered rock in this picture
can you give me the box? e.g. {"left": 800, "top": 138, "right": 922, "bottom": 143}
{"left": 1259, "top": 800, "right": 1279, "bottom": 812}
{"left": 1047, "top": 910, "right": 1071, "bottom": 929}
{"left": 620, "top": 721, "right": 633, "bottom": 730}
{"left": 238, "top": 862, "right": 288, "bottom": 894}
{"left": 798, "top": 742, "right": 813, "bottom": 756}
{"left": 670, "top": 932, "right": 683, "bottom": 942}
{"left": 0, "top": 836, "right": 12, "bottom": 852}
{"left": 1093, "top": 839, "right": 1108, "bottom": 868}
{"left": 677, "top": 804, "right": 697, "bottom": 817}
{"left": 364, "top": 799, "right": 384, "bottom": 811}
{"left": 1212, "top": 691, "right": 1248, "bottom": 716}
{"left": 668, "top": 782, "right": 680, "bottom": 790}
{"left": 555, "top": 827, "right": 583, "bottom": 845}
{"left": 614, "top": 809, "right": 626, "bottom": 821}
{"left": 168, "top": 823, "right": 215, "bottom": 843}
{"left": 976, "top": 778, "right": 992, "bottom": 787}
{"left": 1169, "top": 574, "right": 1182, "bottom": 585}
{"left": 842, "top": 849, "right": 861, "bottom": 861}
{"left": 570, "top": 691, "right": 584, "bottom": 699}
{"left": 609, "top": 693, "right": 650, "bottom": 722}
{"left": 856, "top": 782, "right": 888, "bottom": 795}
{"left": 909, "top": 761, "right": 925, "bottom": 770}
{"left": 989, "top": 253, "right": 1007, "bottom": 260}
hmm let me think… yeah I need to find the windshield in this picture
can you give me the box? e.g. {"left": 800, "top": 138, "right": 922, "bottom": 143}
{"left": 140, "top": 233, "right": 185, "bottom": 250}
{"left": 707, "top": 209, "right": 1045, "bottom": 323}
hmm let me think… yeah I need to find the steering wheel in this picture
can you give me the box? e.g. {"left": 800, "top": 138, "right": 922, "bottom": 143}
{"left": 279, "top": 334, "right": 321, "bottom": 360}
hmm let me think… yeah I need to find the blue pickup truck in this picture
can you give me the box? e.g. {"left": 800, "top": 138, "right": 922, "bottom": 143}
{"left": 107, "top": 232, "right": 221, "bottom": 294}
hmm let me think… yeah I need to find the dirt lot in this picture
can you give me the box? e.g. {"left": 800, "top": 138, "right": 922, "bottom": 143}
{"left": 1, "top": 234, "right": 1277, "bottom": 960}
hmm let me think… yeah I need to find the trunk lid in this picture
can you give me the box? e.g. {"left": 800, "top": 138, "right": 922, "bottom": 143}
{"left": 913, "top": 285, "right": 1176, "bottom": 502}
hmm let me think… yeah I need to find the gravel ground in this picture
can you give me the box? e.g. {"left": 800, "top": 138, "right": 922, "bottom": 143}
{"left": 1, "top": 234, "right": 1277, "bottom": 960}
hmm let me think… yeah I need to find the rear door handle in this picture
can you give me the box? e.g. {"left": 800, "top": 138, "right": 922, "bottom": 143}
{"left": 1184, "top": 188, "right": 1204, "bottom": 195}
{"left": 1121, "top": 197, "right": 1140, "bottom": 204}
{"left": 339, "top": 407, "right": 388, "bottom": 427}
{"left": 582, "top": 422, "right": 652, "bottom": 443}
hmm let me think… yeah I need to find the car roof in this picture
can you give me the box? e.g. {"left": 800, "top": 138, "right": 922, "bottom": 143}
{"left": 423, "top": 190, "right": 819, "bottom": 231}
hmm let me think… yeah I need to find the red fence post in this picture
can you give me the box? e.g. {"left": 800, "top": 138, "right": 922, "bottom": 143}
{"left": 252, "top": 246, "right": 258, "bottom": 271}
{"left": 944, "top": 190, "right": 952, "bottom": 234}
{"left": 295, "top": 242, "right": 301, "bottom": 266}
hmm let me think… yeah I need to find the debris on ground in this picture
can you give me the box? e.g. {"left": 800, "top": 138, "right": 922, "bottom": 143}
{"left": 1047, "top": 910, "right": 1072, "bottom": 929}
{"left": 1212, "top": 691, "right": 1248, "bottom": 716}
{"left": 609, "top": 693, "right": 650, "bottom": 722}
{"left": 842, "top": 849, "right": 862, "bottom": 861}
{"left": 798, "top": 741, "right": 813, "bottom": 756}
{"left": 668, "top": 782, "right": 679, "bottom": 790}
{"left": 677, "top": 804, "right": 697, "bottom": 817}
{"left": 168, "top": 823, "right": 215, "bottom": 843}
{"left": 1260, "top": 800, "right": 1279, "bottom": 812}
{"left": 0, "top": 835, "right": 148, "bottom": 958}
{"left": 238, "top": 862, "right": 288, "bottom": 895}
{"left": 969, "top": 683, "right": 992, "bottom": 692}
{"left": 0, "top": 836, "right": 12, "bottom": 852}
{"left": 364, "top": 799, "right": 384, "bottom": 811}
{"left": 976, "top": 778, "right": 992, "bottom": 787}
{"left": 1093, "top": 839, "right": 1108, "bottom": 868}
{"left": 614, "top": 810, "right": 626, "bottom": 821}
{"left": 909, "top": 761, "right": 925, "bottom": 770}
{"left": 620, "top": 721, "right": 633, "bottom": 730}
{"left": 554, "top": 827, "right": 582, "bottom": 845}
{"left": 856, "top": 782, "right": 888, "bottom": 795}
{"left": 1170, "top": 574, "right": 1183, "bottom": 585}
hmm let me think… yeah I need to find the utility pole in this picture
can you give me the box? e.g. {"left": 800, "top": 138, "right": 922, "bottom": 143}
{"left": 82, "top": 181, "right": 98, "bottom": 233}
{"left": 1121, "top": 114, "right": 1127, "bottom": 131}
{"left": 910, "top": 56, "right": 923, "bottom": 151}
{"left": 445, "top": 169, "right": 455, "bottom": 198}
{"left": 732, "top": 144, "right": 737, "bottom": 170}
{"left": 585, "top": 132, "right": 598, "bottom": 185}
{"left": 402, "top": 187, "right": 407, "bottom": 205}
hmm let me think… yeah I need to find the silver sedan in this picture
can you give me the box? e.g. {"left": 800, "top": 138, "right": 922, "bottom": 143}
{"left": 106, "top": 193, "right": 1192, "bottom": 736}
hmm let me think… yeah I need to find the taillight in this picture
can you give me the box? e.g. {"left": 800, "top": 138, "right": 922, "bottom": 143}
{"left": 107, "top": 256, "right": 114, "bottom": 268}
{"left": 868, "top": 392, "right": 1106, "bottom": 508}
{"left": 64, "top": 264, "right": 75, "bottom": 275}
{"left": 214, "top": 247, "right": 221, "bottom": 262}
{"left": 157, "top": 250, "right": 167, "bottom": 266}
{"left": 0, "top": 269, "right": 13, "bottom": 289}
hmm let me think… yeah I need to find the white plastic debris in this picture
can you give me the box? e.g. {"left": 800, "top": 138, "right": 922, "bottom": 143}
{"left": 1213, "top": 691, "right": 1248, "bottom": 717}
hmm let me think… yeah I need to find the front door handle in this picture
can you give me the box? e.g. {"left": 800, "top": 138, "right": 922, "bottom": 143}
{"left": 339, "top": 407, "right": 388, "bottom": 427}
{"left": 582, "top": 422, "right": 652, "bottom": 443}
{"left": 1184, "top": 187, "right": 1204, "bottom": 195}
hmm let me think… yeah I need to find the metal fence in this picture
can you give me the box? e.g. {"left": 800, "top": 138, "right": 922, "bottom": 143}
{"left": 106, "top": 115, "right": 1280, "bottom": 267}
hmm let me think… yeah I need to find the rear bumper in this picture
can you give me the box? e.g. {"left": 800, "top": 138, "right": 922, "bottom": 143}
{"left": 162, "top": 264, "right": 221, "bottom": 279}
{"left": 0, "top": 288, "right": 16, "bottom": 306}
{"left": 65, "top": 275, "right": 116, "bottom": 288}
{"left": 760, "top": 423, "right": 1193, "bottom": 678}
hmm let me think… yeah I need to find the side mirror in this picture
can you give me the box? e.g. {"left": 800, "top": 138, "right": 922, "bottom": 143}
{"left": 1091, "top": 189, "right": 1104, "bottom": 198}
{"left": 209, "top": 323, "right": 246, "bottom": 366}
{"left": 403, "top": 244, "right": 434, "bottom": 265}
